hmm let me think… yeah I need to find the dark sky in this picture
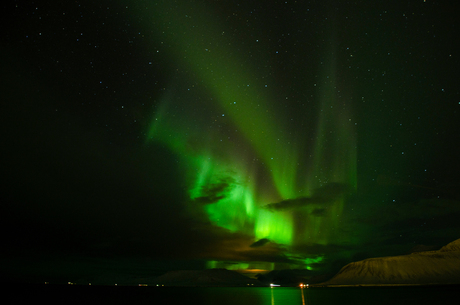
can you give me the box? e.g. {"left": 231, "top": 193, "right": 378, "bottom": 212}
{"left": 2, "top": 0, "right": 460, "bottom": 283}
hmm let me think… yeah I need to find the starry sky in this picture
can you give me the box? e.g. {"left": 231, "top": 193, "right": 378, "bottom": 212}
{"left": 1, "top": 0, "right": 460, "bottom": 283}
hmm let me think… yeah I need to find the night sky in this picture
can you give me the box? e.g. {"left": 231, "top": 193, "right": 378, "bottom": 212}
{"left": 2, "top": 0, "right": 460, "bottom": 283}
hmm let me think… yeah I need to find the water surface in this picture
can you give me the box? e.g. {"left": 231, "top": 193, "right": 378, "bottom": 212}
{"left": 7, "top": 284, "right": 459, "bottom": 305}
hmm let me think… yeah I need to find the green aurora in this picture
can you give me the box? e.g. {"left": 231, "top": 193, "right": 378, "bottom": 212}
{"left": 145, "top": 1, "right": 357, "bottom": 270}
{"left": 3, "top": 0, "right": 460, "bottom": 285}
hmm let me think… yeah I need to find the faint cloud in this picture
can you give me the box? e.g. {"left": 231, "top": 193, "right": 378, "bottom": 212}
{"left": 265, "top": 183, "right": 352, "bottom": 211}
{"left": 250, "top": 238, "right": 270, "bottom": 248}
{"left": 192, "top": 177, "right": 235, "bottom": 205}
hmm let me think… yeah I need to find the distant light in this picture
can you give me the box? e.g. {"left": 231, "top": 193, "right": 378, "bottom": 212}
{"left": 270, "top": 283, "right": 280, "bottom": 287}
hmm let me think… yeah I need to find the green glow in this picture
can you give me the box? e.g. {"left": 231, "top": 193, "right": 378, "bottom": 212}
{"left": 303, "top": 256, "right": 323, "bottom": 266}
{"left": 144, "top": 1, "right": 358, "bottom": 268}
{"left": 206, "top": 261, "right": 250, "bottom": 271}
{"left": 201, "top": 172, "right": 256, "bottom": 233}
{"left": 206, "top": 257, "right": 324, "bottom": 272}
{"left": 206, "top": 261, "right": 280, "bottom": 273}
{"left": 255, "top": 209, "right": 293, "bottom": 245}
{"left": 146, "top": 1, "right": 303, "bottom": 199}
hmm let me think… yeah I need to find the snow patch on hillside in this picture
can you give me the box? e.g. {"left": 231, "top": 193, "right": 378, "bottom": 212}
{"left": 323, "top": 238, "right": 460, "bottom": 286}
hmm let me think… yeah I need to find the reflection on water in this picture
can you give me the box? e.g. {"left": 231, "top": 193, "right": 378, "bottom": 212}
{"left": 256, "top": 286, "right": 458, "bottom": 305}
{"left": 268, "top": 287, "right": 307, "bottom": 305}
{"left": 10, "top": 284, "right": 460, "bottom": 305}
{"left": 268, "top": 284, "right": 314, "bottom": 305}
{"left": 271, "top": 286, "right": 274, "bottom": 305}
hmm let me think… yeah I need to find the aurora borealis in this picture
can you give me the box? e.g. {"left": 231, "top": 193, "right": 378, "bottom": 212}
{"left": 2, "top": 0, "right": 460, "bottom": 283}
{"left": 145, "top": 0, "right": 358, "bottom": 268}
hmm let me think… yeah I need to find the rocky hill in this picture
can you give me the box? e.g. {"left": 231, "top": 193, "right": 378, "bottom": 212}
{"left": 322, "top": 239, "right": 460, "bottom": 286}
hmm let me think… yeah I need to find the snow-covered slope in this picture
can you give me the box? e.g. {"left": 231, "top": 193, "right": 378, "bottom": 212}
{"left": 153, "top": 269, "right": 263, "bottom": 286}
{"left": 323, "top": 239, "right": 460, "bottom": 286}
